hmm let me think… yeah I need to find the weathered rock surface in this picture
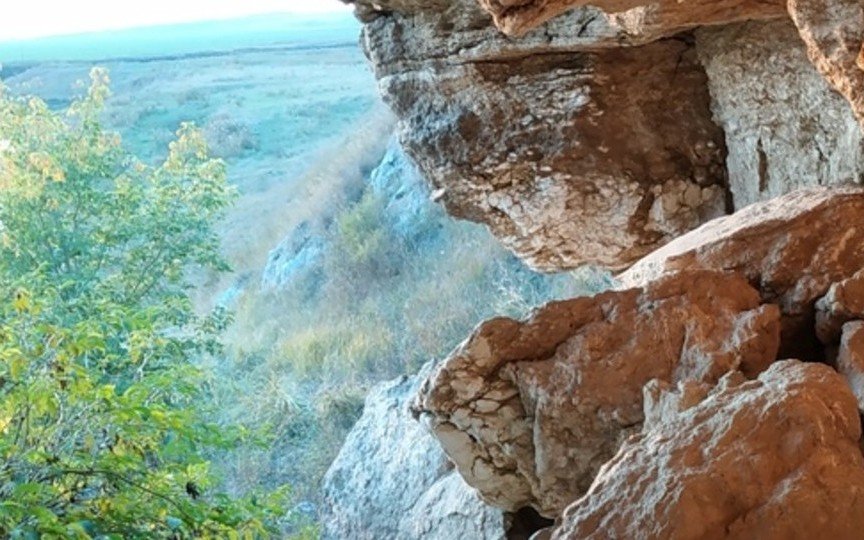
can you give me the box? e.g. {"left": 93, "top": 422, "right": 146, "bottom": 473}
{"left": 413, "top": 270, "right": 780, "bottom": 517}
{"left": 350, "top": 0, "right": 729, "bottom": 271}
{"left": 788, "top": 0, "right": 864, "bottom": 126}
{"left": 543, "top": 361, "right": 864, "bottom": 540}
{"left": 477, "top": 0, "right": 786, "bottom": 38}
{"left": 261, "top": 221, "right": 325, "bottom": 291}
{"left": 816, "top": 269, "right": 864, "bottom": 344}
{"left": 696, "top": 20, "right": 864, "bottom": 209}
{"left": 838, "top": 321, "right": 864, "bottom": 413}
{"left": 261, "top": 139, "right": 440, "bottom": 292}
{"left": 622, "top": 187, "right": 864, "bottom": 356}
{"left": 322, "top": 363, "right": 508, "bottom": 540}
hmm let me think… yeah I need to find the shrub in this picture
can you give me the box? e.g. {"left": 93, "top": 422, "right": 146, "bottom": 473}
{"left": 0, "top": 68, "right": 288, "bottom": 537}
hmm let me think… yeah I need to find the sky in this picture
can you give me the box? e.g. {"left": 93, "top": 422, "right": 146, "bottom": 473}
{"left": 0, "top": 0, "right": 351, "bottom": 41}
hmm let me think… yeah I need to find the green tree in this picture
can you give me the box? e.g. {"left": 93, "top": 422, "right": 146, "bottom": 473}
{"left": 0, "top": 68, "right": 288, "bottom": 538}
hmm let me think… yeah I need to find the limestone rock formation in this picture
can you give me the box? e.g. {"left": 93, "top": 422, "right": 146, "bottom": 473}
{"left": 342, "top": 0, "right": 864, "bottom": 273}
{"left": 261, "top": 139, "right": 438, "bottom": 292}
{"left": 542, "top": 361, "right": 864, "bottom": 540}
{"left": 695, "top": 20, "right": 864, "bottom": 209}
{"left": 350, "top": 0, "right": 729, "bottom": 271}
{"left": 413, "top": 270, "right": 780, "bottom": 517}
{"left": 260, "top": 221, "right": 325, "bottom": 291}
{"left": 788, "top": 0, "right": 864, "bottom": 126}
{"left": 332, "top": 2, "right": 864, "bottom": 537}
{"left": 322, "top": 363, "right": 508, "bottom": 540}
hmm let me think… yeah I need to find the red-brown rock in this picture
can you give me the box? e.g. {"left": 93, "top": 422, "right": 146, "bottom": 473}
{"left": 413, "top": 270, "right": 780, "bottom": 517}
{"left": 544, "top": 361, "right": 864, "bottom": 540}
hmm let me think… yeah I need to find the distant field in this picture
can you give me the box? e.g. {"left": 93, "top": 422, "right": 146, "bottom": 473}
{"left": 0, "top": 12, "right": 361, "bottom": 63}
{"left": 1, "top": 13, "right": 377, "bottom": 195}
{"left": 1, "top": 13, "right": 381, "bottom": 298}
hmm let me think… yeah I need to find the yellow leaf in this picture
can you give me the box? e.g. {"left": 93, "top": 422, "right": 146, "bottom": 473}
{"left": 12, "top": 289, "right": 30, "bottom": 313}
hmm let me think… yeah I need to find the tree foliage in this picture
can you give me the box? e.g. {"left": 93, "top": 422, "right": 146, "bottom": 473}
{"left": 0, "top": 68, "right": 288, "bottom": 538}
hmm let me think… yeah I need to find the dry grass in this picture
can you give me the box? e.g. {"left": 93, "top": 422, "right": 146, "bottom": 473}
{"left": 191, "top": 107, "right": 394, "bottom": 312}
{"left": 200, "top": 119, "right": 611, "bottom": 535}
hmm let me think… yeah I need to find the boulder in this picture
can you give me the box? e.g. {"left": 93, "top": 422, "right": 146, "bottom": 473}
{"left": 413, "top": 270, "right": 780, "bottom": 517}
{"left": 322, "top": 364, "right": 508, "bottom": 540}
{"left": 621, "top": 187, "right": 864, "bottom": 356}
{"left": 544, "top": 361, "right": 864, "bottom": 540}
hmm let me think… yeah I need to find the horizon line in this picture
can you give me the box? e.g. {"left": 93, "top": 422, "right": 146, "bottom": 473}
{"left": 0, "top": 9, "right": 355, "bottom": 44}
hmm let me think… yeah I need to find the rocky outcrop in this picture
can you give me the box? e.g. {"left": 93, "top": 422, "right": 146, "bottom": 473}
{"left": 413, "top": 270, "right": 780, "bottom": 517}
{"left": 322, "top": 364, "right": 508, "bottom": 540}
{"left": 543, "top": 361, "right": 864, "bottom": 540}
{"left": 352, "top": 0, "right": 730, "bottom": 271}
{"left": 331, "top": 1, "right": 864, "bottom": 537}
{"left": 261, "top": 221, "right": 325, "bottom": 291}
{"left": 695, "top": 20, "right": 864, "bottom": 209}
{"left": 343, "top": 0, "right": 864, "bottom": 273}
{"left": 261, "top": 139, "right": 438, "bottom": 292}
{"left": 788, "top": 0, "right": 864, "bottom": 126}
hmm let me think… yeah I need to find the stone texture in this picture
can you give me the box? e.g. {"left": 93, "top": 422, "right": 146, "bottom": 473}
{"left": 622, "top": 187, "right": 864, "bottom": 356}
{"left": 696, "top": 20, "right": 864, "bottom": 209}
{"left": 354, "top": 1, "right": 728, "bottom": 271}
{"left": 789, "top": 0, "right": 864, "bottom": 126}
{"left": 413, "top": 270, "right": 780, "bottom": 517}
{"left": 838, "top": 321, "right": 864, "bottom": 413}
{"left": 544, "top": 361, "right": 864, "bottom": 540}
{"left": 260, "top": 221, "right": 325, "bottom": 291}
{"left": 477, "top": 0, "right": 786, "bottom": 38}
{"left": 322, "top": 364, "right": 508, "bottom": 540}
{"left": 816, "top": 269, "right": 864, "bottom": 344}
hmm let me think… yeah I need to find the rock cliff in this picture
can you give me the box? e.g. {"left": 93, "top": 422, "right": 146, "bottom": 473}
{"left": 325, "top": 0, "right": 864, "bottom": 538}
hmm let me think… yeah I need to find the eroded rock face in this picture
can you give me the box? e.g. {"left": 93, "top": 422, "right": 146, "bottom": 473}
{"left": 413, "top": 270, "right": 780, "bottom": 517}
{"left": 696, "top": 20, "right": 864, "bottom": 209}
{"left": 477, "top": 0, "right": 786, "bottom": 38}
{"left": 788, "top": 0, "right": 864, "bottom": 126}
{"left": 351, "top": 0, "right": 729, "bottom": 271}
{"left": 544, "top": 361, "right": 864, "bottom": 540}
{"left": 322, "top": 364, "right": 507, "bottom": 540}
{"left": 622, "top": 187, "right": 864, "bottom": 357}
